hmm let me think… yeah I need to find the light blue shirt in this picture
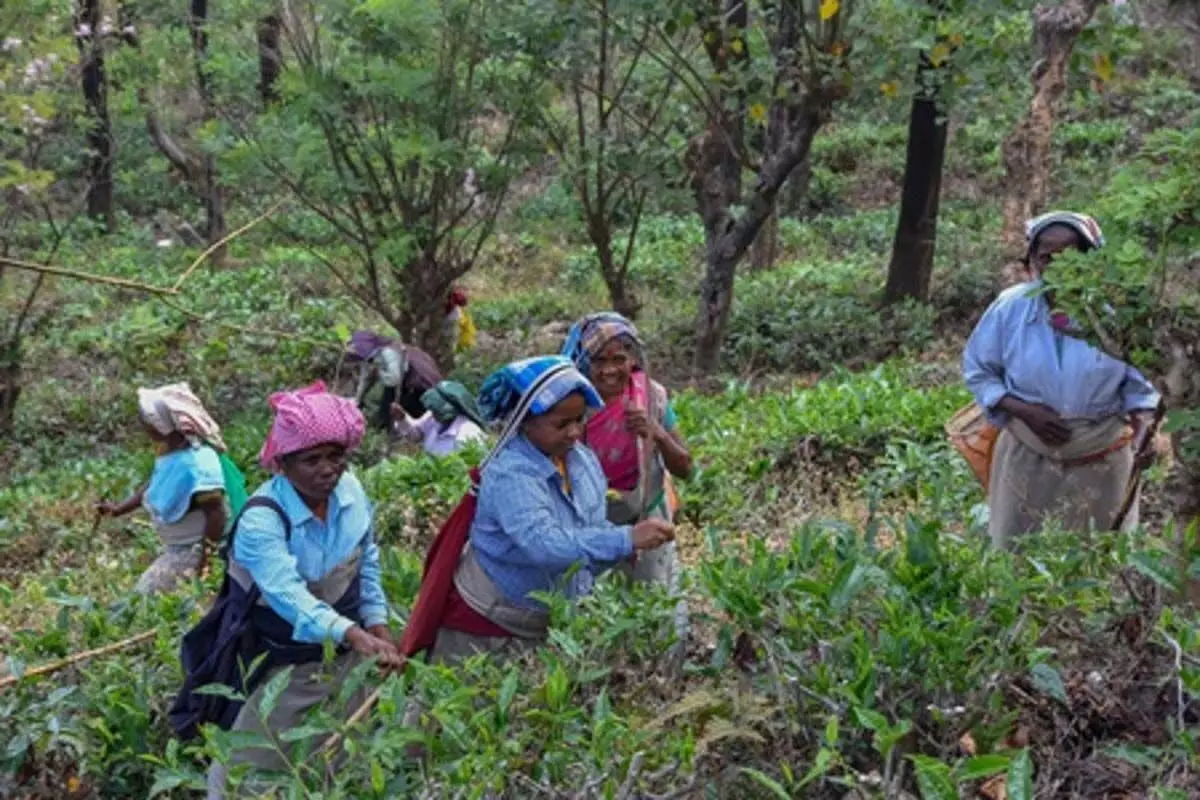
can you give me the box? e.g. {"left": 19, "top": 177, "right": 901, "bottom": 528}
{"left": 232, "top": 472, "right": 388, "bottom": 645}
{"left": 470, "top": 435, "right": 634, "bottom": 609}
{"left": 963, "top": 281, "right": 1160, "bottom": 425}
{"left": 144, "top": 445, "right": 224, "bottom": 525}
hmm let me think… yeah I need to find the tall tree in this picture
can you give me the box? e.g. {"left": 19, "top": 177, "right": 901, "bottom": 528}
{"left": 122, "top": 0, "right": 229, "bottom": 263}
{"left": 75, "top": 0, "right": 115, "bottom": 232}
{"left": 884, "top": 35, "right": 951, "bottom": 303}
{"left": 682, "top": 0, "right": 851, "bottom": 373}
{"left": 229, "top": 0, "right": 543, "bottom": 364}
{"left": 999, "top": 0, "right": 1103, "bottom": 260}
{"left": 537, "top": 0, "right": 682, "bottom": 318}
{"left": 256, "top": 10, "right": 281, "bottom": 107}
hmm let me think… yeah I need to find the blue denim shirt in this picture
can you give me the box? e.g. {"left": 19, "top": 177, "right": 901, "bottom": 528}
{"left": 470, "top": 435, "right": 634, "bottom": 609}
{"left": 963, "top": 281, "right": 1160, "bottom": 425}
{"left": 232, "top": 472, "right": 389, "bottom": 644}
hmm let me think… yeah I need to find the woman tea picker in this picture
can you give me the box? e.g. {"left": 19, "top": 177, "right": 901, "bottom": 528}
{"left": 96, "top": 383, "right": 245, "bottom": 594}
{"left": 346, "top": 329, "right": 443, "bottom": 430}
{"left": 963, "top": 211, "right": 1161, "bottom": 548}
{"left": 561, "top": 313, "right": 693, "bottom": 638}
{"left": 196, "top": 382, "right": 400, "bottom": 798}
{"left": 398, "top": 356, "right": 676, "bottom": 665}
{"left": 392, "top": 379, "right": 488, "bottom": 457}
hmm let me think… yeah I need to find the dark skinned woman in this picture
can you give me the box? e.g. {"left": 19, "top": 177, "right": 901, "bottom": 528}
{"left": 205, "top": 382, "right": 399, "bottom": 798}
{"left": 97, "top": 383, "right": 234, "bottom": 594}
{"left": 562, "top": 313, "right": 693, "bottom": 650}
{"left": 963, "top": 211, "right": 1160, "bottom": 548}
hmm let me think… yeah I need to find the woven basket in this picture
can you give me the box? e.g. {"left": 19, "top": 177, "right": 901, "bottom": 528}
{"left": 945, "top": 403, "right": 1000, "bottom": 490}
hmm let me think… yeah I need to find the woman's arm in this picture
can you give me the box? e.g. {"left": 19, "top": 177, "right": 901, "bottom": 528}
{"left": 655, "top": 426, "right": 693, "bottom": 480}
{"left": 96, "top": 483, "right": 147, "bottom": 518}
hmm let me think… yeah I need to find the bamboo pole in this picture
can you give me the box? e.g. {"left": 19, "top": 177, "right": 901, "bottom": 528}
{"left": 172, "top": 199, "right": 289, "bottom": 291}
{"left": 0, "top": 629, "right": 158, "bottom": 691}
{"left": 0, "top": 256, "right": 178, "bottom": 296}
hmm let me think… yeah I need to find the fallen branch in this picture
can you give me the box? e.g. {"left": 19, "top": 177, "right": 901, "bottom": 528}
{"left": 0, "top": 255, "right": 178, "bottom": 296}
{"left": 172, "top": 199, "right": 289, "bottom": 291}
{"left": 0, "top": 629, "right": 158, "bottom": 690}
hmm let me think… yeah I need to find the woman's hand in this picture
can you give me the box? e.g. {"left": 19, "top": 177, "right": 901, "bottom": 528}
{"left": 345, "top": 625, "right": 405, "bottom": 669}
{"left": 95, "top": 501, "right": 120, "bottom": 518}
{"left": 367, "top": 624, "right": 395, "bottom": 643}
{"left": 625, "top": 404, "right": 665, "bottom": 442}
{"left": 632, "top": 518, "right": 675, "bottom": 551}
{"left": 999, "top": 397, "right": 1071, "bottom": 446}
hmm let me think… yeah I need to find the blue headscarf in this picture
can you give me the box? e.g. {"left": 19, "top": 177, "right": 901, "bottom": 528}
{"left": 478, "top": 356, "right": 602, "bottom": 425}
{"left": 560, "top": 312, "right": 644, "bottom": 377}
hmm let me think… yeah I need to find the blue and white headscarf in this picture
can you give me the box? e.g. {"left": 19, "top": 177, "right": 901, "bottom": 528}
{"left": 477, "top": 356, "right": 603, "bottom": 470}
{"left": 479, "top": 356, "right": 602, "bottom": 424}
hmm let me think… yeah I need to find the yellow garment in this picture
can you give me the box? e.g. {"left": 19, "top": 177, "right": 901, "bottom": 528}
{"left": 554, "top": 457, "right": 572, "bottom": 497}
{"left": 457, "top": 308, "right": 477, "bottom": 352}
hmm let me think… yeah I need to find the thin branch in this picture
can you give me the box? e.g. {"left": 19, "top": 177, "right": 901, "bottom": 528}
{"left": 0, "top": 256, "right": 179, "bottom": 296}
{"left": 0, "top": 630, "right": 157, "bottom": 689}
{"left": 172, "top": 198, "right": 289, "bottom": 290}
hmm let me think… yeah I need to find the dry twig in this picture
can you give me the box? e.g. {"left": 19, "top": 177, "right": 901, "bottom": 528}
{"left": 0, "top": 629, "right": 157, "bottom": 690}
{"left": 172, "top": 199, "right": 289, "bottom": 291}
{"left": 0, "top": 255, "right": 178, "bottom": 296}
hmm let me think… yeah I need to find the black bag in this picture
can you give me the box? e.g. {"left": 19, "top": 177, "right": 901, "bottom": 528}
{"left": 168, "top": 497, "right": 292, "bottom": 740}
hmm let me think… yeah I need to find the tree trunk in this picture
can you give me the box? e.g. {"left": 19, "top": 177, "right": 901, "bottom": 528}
{"left": 884, "top": 56, "right": 949, "bottom": 304}
{"left": 400, "top": 257, "right": 456, "bottom": 370}
{"left": 589, "top": 215, "right": 640, "bottom": 319}
{"left": 201, "top": 154, "right": 227, "bottom": 262}
{"left": 77, "top": 0, "right": 115, "bottom": 232}
{"left": 257, "top": 13, "right": 282, "bottom": 106}
{"left": 999, "top": 0, "right": 1103, "bottom": 261}
{"left": 749, "top": 210, "right": 778, "bottom": 271}
{"left": 691, "top": 101, "right": 828, "bottom": 373}
{"left": 0, "top": 352, "right": 20, "bottom": 438}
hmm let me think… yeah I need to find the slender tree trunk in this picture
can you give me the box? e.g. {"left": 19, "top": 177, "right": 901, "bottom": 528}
{"left": 691, "top": 102, "right": 828, "bottom": 373}
{"left": 400, "top": 256, "right": 456, "bottom": 369}
{"left": 749, "top": 211, "right": 778, "bottom": 271}
{"left": 190, "top": 0, "right": 227, "bottom": 264}
{"left": 999, "top": 0, "right": 1103, "bottom": 261}
{"left": 884, "top": 56, "right": 948, "bottom": 303}
{"left": 257, "top": 13, "right": 282, "bottom": 106}
{"left": 76, "top": 0, "right": 115, "bottom": 232}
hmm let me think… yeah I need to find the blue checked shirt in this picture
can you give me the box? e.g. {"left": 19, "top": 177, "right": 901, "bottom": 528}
{"left": 963, "top": 281, "right": 1160, "bottom": 426}
{"left": 232, "top": 472, "right": 389, "bottom": 645}
{"left": 470, "top": 434, "right": 634, "bottom": 609}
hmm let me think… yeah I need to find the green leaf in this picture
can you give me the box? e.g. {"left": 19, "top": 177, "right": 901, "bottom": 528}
{"left": 797, "top": 747, "right": 836, "bottom": 788}
{"left": 1030, "top": 663, "right": 1069, "bottom": 705}
{"left": 910, "top": 754, "right": 957, "bottom": 800}
{"left": 739, "top": 767, "right": 791, "bottom": 800}
{"left": 1128, "top": 552, "right": 1179, "bottom": 590}
{"left": 194, "top": 683, "right": 245, "bottom": 701}
{"left": 147, "top": 773, "right": 190, "bottom": 798}
{"left": 277, "top": 723, "right": 332, "bottom": 743}
{"left": 371, "top": 758, "right": 385, "bottom": 794}
{"left": 257, "top": 665, "right": 294, "bottom": 721}
{"left": 957, "top": 754, "right": 1012, "bottom": 781}
{"left": 1006, "top": 749, "right": 1034, "bottom": 800}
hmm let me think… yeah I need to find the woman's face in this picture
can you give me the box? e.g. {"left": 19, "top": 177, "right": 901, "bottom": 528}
{"left": 282, "top": 443, "right": 348, "bottom": 502}
{"left": 1029, "top": 225, "right": 1085, "bottom": 278}
{"left": 590, "top": 338, "right": 635, "bottom": 401}
{"left": 522, "top": 393, "right": 587, "bottom": 460}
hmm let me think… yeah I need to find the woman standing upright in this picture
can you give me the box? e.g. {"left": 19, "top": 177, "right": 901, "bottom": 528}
{"left": 963, "top": 211, "right": 1161, "bottom": 548}
{"left": 561, "top": 314, "right": 692, "bottom": 582}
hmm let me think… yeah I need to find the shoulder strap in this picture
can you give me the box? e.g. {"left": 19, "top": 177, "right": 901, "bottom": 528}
{"left": 220, "top": 496, "right": 292, "bottom": 564}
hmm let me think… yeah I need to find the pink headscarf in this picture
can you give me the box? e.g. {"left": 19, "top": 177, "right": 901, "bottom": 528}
{"left": 258, "top": 381, "right": 366, "bottom": 472}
